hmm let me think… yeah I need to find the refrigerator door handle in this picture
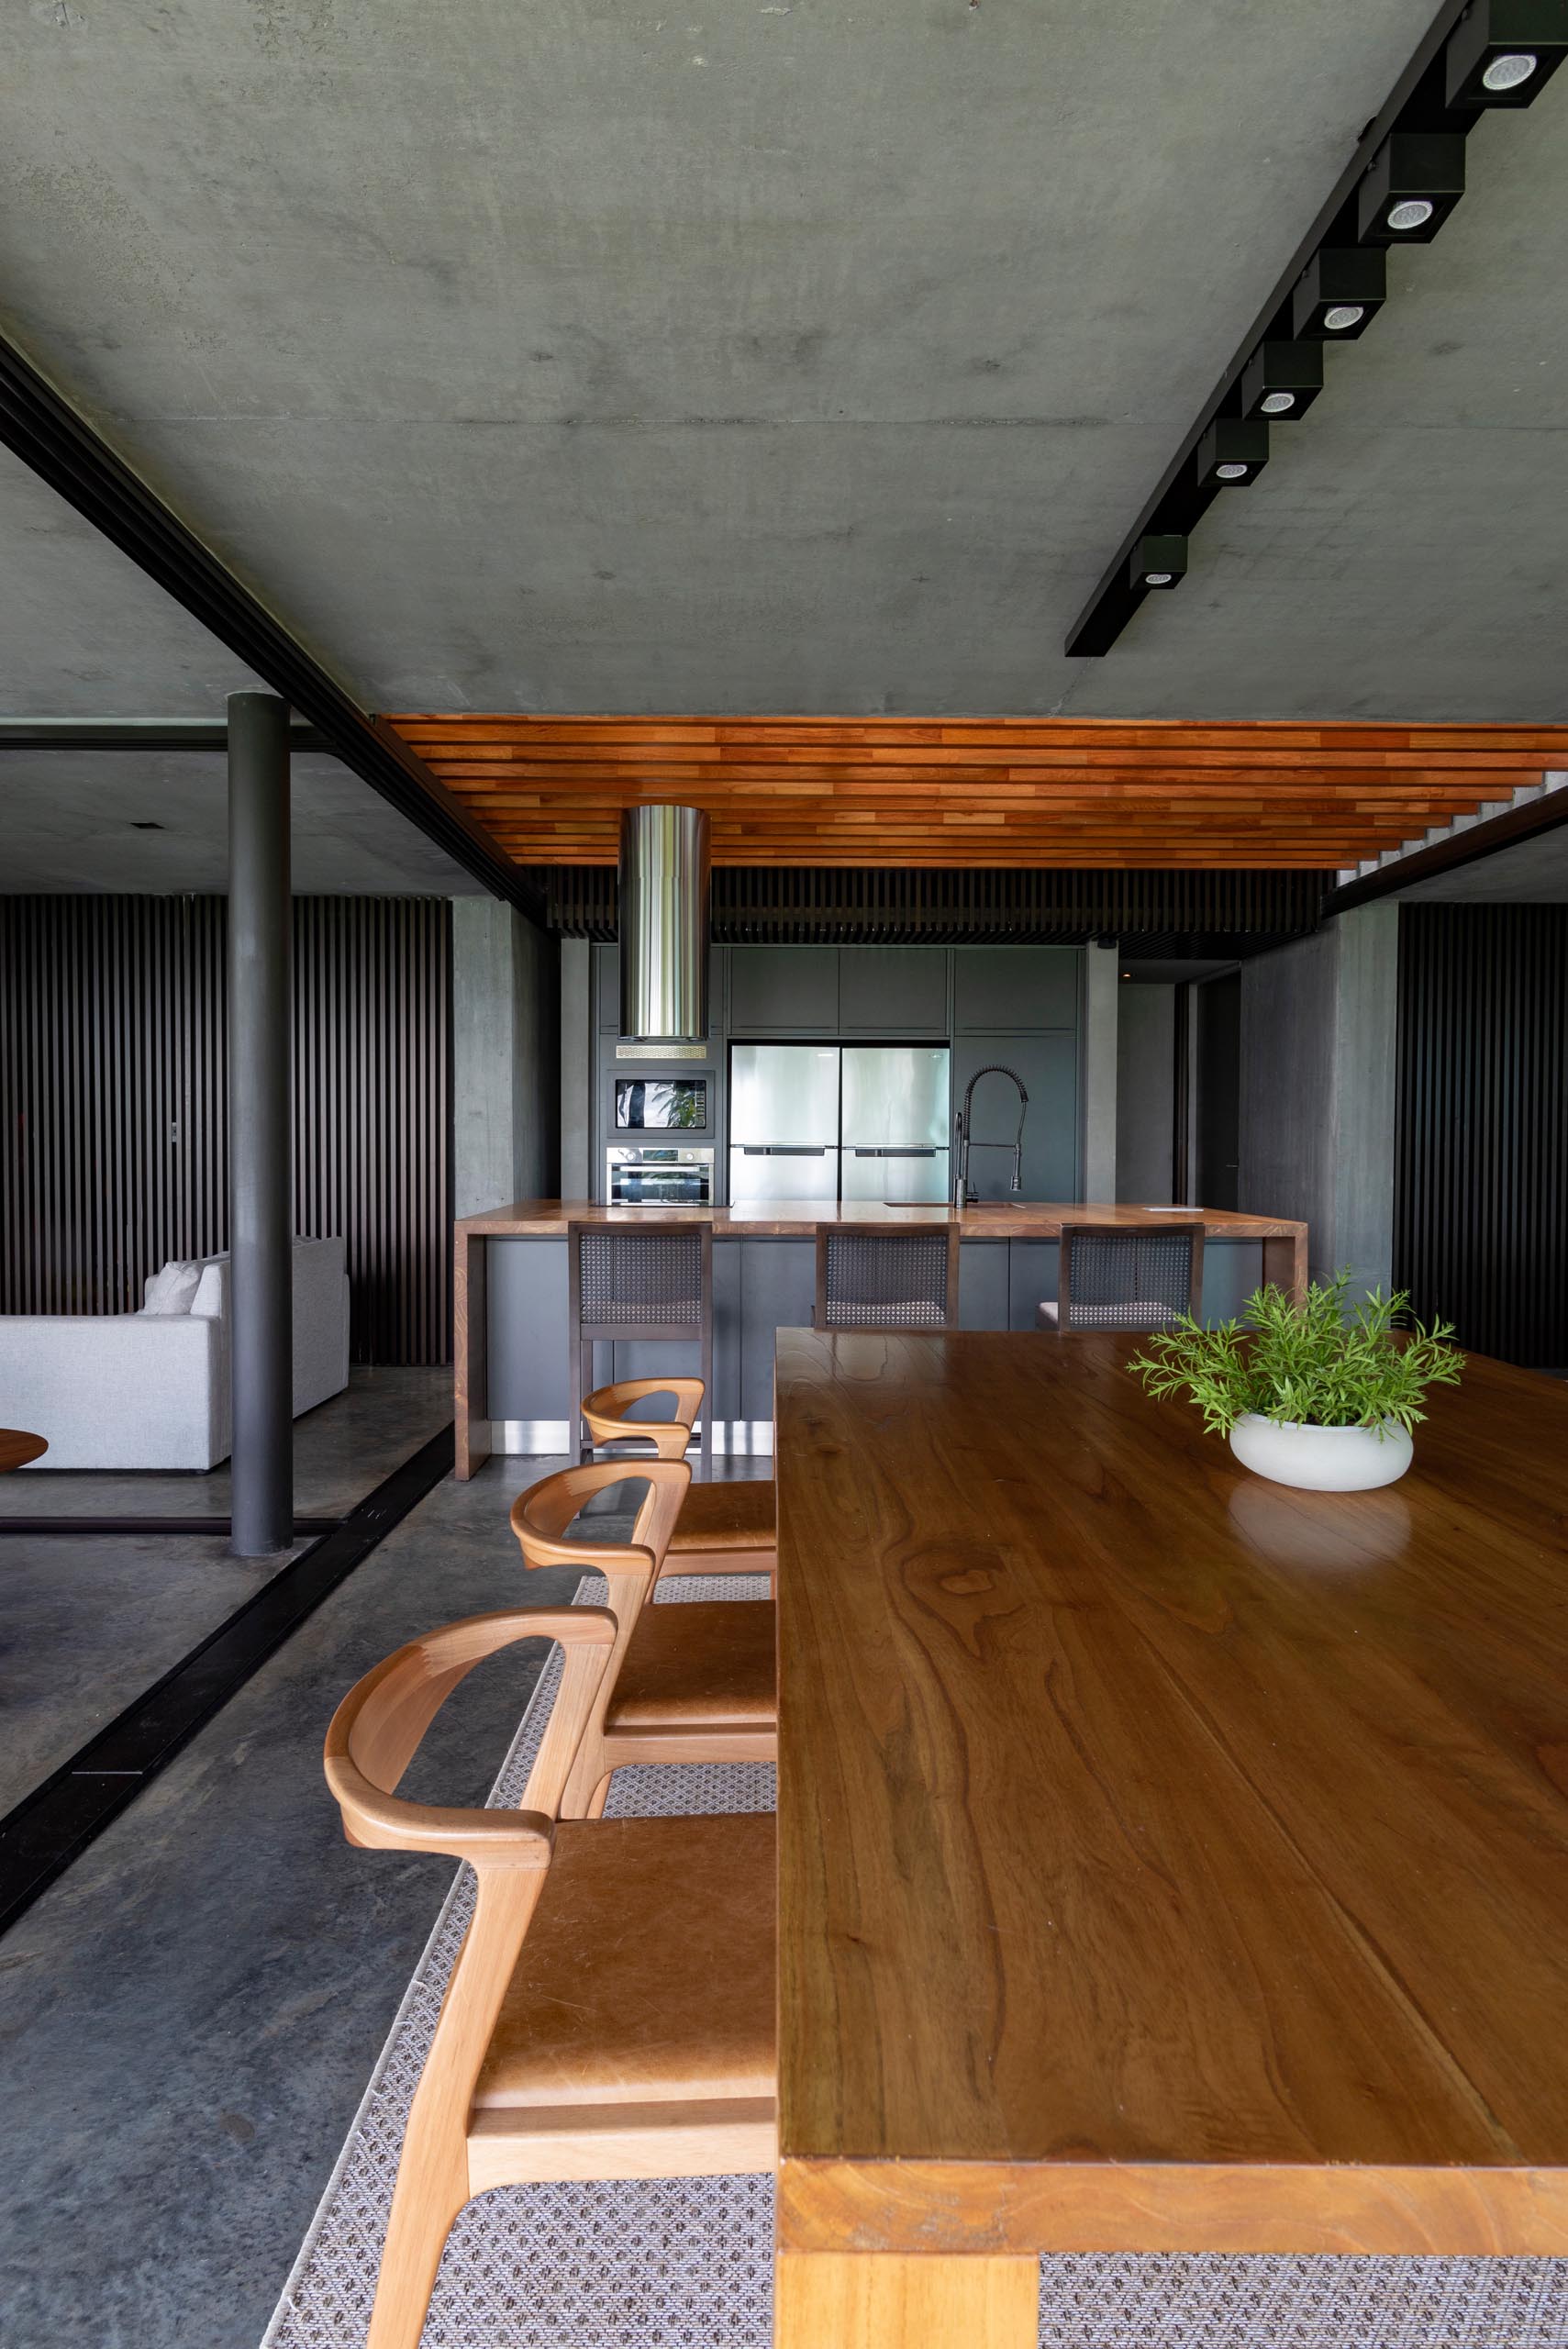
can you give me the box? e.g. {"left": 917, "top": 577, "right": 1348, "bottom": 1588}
{"left": 740, "top": 1144, "right": 828, "bottom": 1156}
{"left": 851, "top": 1146, "right": 937, "bottom": 1158}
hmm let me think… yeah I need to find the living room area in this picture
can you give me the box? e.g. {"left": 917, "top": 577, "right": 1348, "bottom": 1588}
{"left": 0, "top": 545, "right": 536, "bottom": 1927}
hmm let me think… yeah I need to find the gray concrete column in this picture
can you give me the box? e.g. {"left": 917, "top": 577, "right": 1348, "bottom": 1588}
{"left": 452, "top": 897, "right": 561, "bottom": 1216}
{"left": 228, "top": 691, "right": 293, "bottom": 1556}
{"left": 1082, "top": 941, "right": 1120, "bottom": 1203}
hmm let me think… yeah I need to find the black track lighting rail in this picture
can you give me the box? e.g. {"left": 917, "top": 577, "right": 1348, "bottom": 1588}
{"left": 1065, "top": 0, "right": 1548, "bottom": 660}
{"left": 0, "top": 335, "right": 546, "bottom": 923}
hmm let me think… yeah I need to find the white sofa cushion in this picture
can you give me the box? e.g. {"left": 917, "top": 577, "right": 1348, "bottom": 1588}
{"left": 141, "top": 1259, "right": 204, "bottom": 1315}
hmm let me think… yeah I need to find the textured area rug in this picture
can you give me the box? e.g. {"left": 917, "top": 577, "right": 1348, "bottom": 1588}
{"left": 265, "top": 1573, "right": 1568, "bottom": 2349}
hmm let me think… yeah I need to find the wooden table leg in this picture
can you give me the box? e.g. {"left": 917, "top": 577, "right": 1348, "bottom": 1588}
{"left": 1262, "top": 1229, "right": 1308, "bottom": 1307}
{"left": 453, "top": 1231, "right": 491, "bottom": 1481}
{"left": 775, "top": 2250, "right": 1038, "bottom": 2347}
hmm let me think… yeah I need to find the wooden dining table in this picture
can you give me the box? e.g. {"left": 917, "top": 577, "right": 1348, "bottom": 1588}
{"left": 772, "top": 1328, "right": 1568, "bottom": 2347}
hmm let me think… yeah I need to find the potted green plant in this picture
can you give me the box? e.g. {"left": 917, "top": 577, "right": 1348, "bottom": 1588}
{"left": 1128, "top": 1274, "right": 1464, "bottom": 1492}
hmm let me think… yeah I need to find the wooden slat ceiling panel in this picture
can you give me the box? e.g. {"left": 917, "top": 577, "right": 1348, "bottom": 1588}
{"left": 388, "top": 717, "right": 1568, "bottom": 869}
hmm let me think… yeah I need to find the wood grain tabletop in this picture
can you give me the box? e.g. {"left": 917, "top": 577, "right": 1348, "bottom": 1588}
{"left": 773, "top": 1329, "right": 1568, "bottom": 2259}
{"left": 455, "top": 1197, "right": 1307, "bottom": 1241}
{"left": 0, "top": 1427, "right": 47, "bottom": 1473}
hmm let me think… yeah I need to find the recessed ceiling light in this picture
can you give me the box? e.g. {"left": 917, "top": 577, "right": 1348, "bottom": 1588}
{"left": 1260, "top": 390, "right": 1296, "bottom": 415}
{"left": 1485, "top": 49, "right": 1539, "bottom": 87}
{"left": 1323, "top": 303, "right": 1365, "bottom": 331}
{"left": 1215, "top": 462, "right": 1250, "bottom": 481}
{"left": 1144, "top": 571, "right": 1173, "bottom": 586}
{"left": 1386, "top": 197, "right": 1436, "bottom": 231}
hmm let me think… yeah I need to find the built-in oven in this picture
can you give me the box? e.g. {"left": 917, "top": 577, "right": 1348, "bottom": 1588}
{"left": 606, "top": 1144, "right": 715, "bottom": 1207}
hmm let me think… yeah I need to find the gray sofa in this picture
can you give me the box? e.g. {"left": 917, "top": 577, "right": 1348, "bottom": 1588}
{"left": 0, "top": 1236, "right": 350, "bottom": 1470}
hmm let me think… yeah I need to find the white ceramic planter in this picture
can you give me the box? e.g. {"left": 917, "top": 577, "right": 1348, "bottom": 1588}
{"left": 1228, "top": 1413, "right": 1413, "bottom": 1493}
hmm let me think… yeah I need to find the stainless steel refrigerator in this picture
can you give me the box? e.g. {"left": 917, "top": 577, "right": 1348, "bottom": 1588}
{"left": 728, "top": 1043, "right": 951, "bottom": 1205}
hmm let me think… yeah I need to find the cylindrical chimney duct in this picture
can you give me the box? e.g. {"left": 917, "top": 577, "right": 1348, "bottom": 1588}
{"left": 617, "top": 804, "right": 712, "bottom": 1042}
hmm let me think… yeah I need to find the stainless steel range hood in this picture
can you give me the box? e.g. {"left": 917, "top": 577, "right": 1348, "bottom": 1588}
{"left": 617, "top": 804, "right": 712, "bottom": 1044}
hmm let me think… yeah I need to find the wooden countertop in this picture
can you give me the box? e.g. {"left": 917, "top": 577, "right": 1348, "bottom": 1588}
{"left": 773, "top": 1330, "right": 1568, "bottom": 2273}
{"left": 456, "top": 1197, "right": 1306, "bottom": 1241}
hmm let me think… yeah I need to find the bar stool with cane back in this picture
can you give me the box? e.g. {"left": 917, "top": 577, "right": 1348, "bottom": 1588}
{"left": 569, "top": 1219, "right": 713, "bottom": 1470}
{"left": 508, "top": 1456, "right": 775, "bottom": 1818}
{"left": 323, "top": 1605, "right": 775, "bottom": 2349}
{"left": 1037, "top": 1219, "right": 1205, "bottom": 1332}
{"left": 814, "top": 1219, "right": 962, "bottom": 1332}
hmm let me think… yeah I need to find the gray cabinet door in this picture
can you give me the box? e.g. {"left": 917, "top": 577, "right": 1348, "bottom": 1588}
{"left": 1007, "top": 1240, "right": 1061, "bottom": 1331}
{"left": 839, "top": 949, "right": 948, "bottom": 1036}
{"left": 729, "top": 946, "right": 840, "bottom": 1035}
{"left": 953, "top": 1031, "right": 1079, "bottom": 1202}
{"left": 739, "top": 1240, "right": 817, "bottom": 1420}
{"left": 952, "top": 947, "right": 1080, "bottom": 1032}
{"left": 958, "top": 1240, "right": 1009, "bottom": 1331}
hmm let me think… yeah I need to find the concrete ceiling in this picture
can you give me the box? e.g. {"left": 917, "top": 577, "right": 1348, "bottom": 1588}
{"left": 12, "top": 0, "right": 1563, "bottom": 733}
{"left": 0, "top": 744, "right": 484, "bottom": 895}
{"left": 1395, "top": 825, "right": 1568, "bottom": 901}
{"left": 0, "top": 451, "right": 480, "bottom": 891}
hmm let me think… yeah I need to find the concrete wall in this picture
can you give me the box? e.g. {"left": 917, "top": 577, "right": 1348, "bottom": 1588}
{"left": 451, "top": 897, "right": 561, "bottom": 1217}
{"left": 1116, "top": 984, "right": 1175, "bottom": 1205}
{"left": 1239, "top": 907, "right": 1398, "bottom": 1297}
{"left": 559, "top": 937, "right": 592, "bottom": 1197}
{"left": 1082, "top": 942, "right": 1119, "bottom": 1202}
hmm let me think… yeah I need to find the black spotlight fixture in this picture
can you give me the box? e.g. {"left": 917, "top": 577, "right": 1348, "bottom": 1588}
{"left": 1446, "top": 0, "right": 1568, "bottom": 106}
{"left": 1357, "top": 132, "right": 1467, "bottom": 242}
{"left": 1291, "top": 248, "right": 1386, "bottom": 340}
{"left": 1240, "top": 340, "right": 1324, "bottom": 420}
{"left": 1196, "top": 418, "right": 1269, "bottom": 486}
{"left": 1129, "top": 535, "right": 1186, "bottom": 591}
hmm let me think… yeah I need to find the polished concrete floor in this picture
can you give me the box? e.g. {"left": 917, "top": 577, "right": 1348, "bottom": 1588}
{"left": 0, "top": 1369, "right": 454, "bottom": 1816}
{"left": 0, "top": 1442, "right": 772, "bottom": 2349}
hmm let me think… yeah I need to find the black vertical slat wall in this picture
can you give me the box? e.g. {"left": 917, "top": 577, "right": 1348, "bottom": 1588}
{"left": 1395, "top": 904, "right": 1568, "bottom": 1368}
{"left": 0, "top": 896, "right": 451, "bottom": 1364}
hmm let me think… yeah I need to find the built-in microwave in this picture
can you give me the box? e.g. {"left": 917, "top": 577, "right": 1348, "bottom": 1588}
{"left": 605, "top": 1145, "right": 715, "bottom": 1207}
{"left": 614, "top": 1074, "right": 709, "bottom": 1132}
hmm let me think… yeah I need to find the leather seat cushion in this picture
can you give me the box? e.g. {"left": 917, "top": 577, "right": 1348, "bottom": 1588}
{"left": 1036, "top": 1300, "right": 1060, "bottom": 1330}
{"left": 669, "top": 1478, "right": 776, "bottom": 1553}
{"left": 607, "top": 1597, "right": 777, "bottom": 1730}
{"left": 474, "top": 1812, "right": 775, "bottom": 2109}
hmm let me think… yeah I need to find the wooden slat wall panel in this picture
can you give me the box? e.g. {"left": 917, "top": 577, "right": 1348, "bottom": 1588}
{"left": 390, "top": 715, "right": 1568, "bottom": 871}
{"left": 0, "top": 896, "right": 451, "bottom": 1366}
{"left": 1395, "top": 905, "right": 1568, "bottom": 1368}
{"left": 532, "top": 863, "right": 1328, "bottom": 943}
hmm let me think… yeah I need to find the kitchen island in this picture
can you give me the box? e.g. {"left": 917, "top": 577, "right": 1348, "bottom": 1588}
{"left": 453, "top": 1200, "right": 1306, "bottom": 1476}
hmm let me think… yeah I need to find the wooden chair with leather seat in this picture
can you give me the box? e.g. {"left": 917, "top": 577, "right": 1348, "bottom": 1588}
{"left": 814, "top": 1220, "right": 961, "bottom": 1331}
{"left": 1038, "top": 1219, "right": 1205, "bottom": 1332}
{"left": 508, "top": 1458, "right": 776, "bottom": 1818}
{"left": 325, "top": 1605, "right": 775, "bottom": 2349}
{"left": 578, "top": 1374, "right": 778, "bottom": 1586}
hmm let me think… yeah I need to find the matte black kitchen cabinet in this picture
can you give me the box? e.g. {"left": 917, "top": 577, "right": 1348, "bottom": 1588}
{"left": 952, "top": 946, "right": 1079, "bottom": 1032}
{"left": 728, "top": 946, "right": 840, "bottom": 1036}
{"left": 953, "top": 1031, "right": 1078, "bottom": 1203}
{"left": 838, "top": 948, "right": 949, "bottom": 1037}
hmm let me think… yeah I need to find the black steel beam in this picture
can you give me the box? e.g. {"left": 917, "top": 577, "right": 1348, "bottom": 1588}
{"left": 0, "top": 718, "right": 326, "bottom": 752}
{"left": 0, "top": 333, "right": 544, "bottom": 923}
{"left": 1065, "top": 0, "right": 1475, "bottom": 661}
{"left": 1321, "top": 783, "right": 1568, "bottom": 915}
